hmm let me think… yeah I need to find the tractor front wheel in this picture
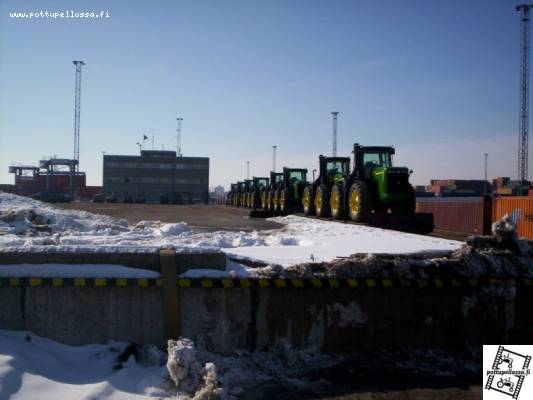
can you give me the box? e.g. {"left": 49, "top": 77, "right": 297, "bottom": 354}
{"left": 348, "top": 181, "right": 370, "bottom": 222}
{"left": 315, "top": 185, "right": 331, "bottom": 218}
{"left": 302, "top": 186, "right": 315, "bottom": 216}
{"left": 330, "top": 184, "right": 345, "bottom": 219}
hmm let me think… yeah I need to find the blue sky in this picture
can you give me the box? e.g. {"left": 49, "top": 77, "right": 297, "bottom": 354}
{"left": 0, "top": 0, "right": 529, "bottom": 188}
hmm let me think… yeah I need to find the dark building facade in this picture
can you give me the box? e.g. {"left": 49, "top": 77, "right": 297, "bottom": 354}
{"left": 103, "top": 150, "right": 209, "bottom": 203}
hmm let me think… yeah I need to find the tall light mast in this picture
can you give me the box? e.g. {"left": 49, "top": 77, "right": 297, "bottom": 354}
{"left": 72, "top": 61, "right": 85, "bottom": 169}
{"left": 272, "top": 145, "right": 277, "bottom": 172}
{"left": 331, "top": 111, "right": 339, "bottom": 157}
{"left": 176, "top": 117, "right": 183, "bottom": 157}
{"left": 516, "top": 5, "right": 533, "bottom": 189}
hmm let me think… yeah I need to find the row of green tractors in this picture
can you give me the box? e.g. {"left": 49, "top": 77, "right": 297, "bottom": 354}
{"left": 227, "top": 143, "right": 429, "bottom": 228}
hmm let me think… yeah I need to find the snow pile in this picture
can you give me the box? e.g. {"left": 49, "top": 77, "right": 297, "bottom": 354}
{"left": 0, "top": 193, "right": 303, "bottom": 253}
{"left": 0, "top": 330, "right": 173, "bottom": 400}
{"left": 0, "top": 192, "right": 128, "bottom": 236}
{"left": 167, "top": 339, "right": 226, "bottom": 399}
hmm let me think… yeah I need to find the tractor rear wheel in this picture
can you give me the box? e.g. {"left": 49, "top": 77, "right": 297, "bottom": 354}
{"left": 302, "top": 186, "right": 315, "bottom": 216}
{"left": 260, "top": 190, "right": 267, "bottom": 210}
{"left": 273, "top": 190, "right": 280, "bottom": 212}
{"left": 279, "top": 189, "right": 291, "bottom": 213}
{"left": 330, "top": 184, "right": 345, "bottom": 219}
{"left": 348, "top": 181, "right": 370, "bottom": 222}
{"left": 248, "top": 193, "right": 253, "bottom": 208}
{"left": 315, "top": 185, "right": 331, "bottom": 218}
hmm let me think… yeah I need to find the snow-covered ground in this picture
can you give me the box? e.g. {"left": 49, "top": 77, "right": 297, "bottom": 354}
{"left": 0, "top": 193, "right": 462, "bottom": 269}
{"left": 0, "top": 329, "right": 340, "bottom": 400}
{"left": 0, "top": 329, "right": 481, "bottom": 400}
{"left": 0, "top": 330, "right": 173, "bottom": 400}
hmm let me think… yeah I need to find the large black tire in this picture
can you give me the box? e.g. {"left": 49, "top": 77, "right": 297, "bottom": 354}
{"left": 273, "top": 190, "right": 281, "bottom": 212}
{"left": 279, "top": 188, "right": 291, "bottom": 214}
{"left": 260, "top": 190, "right": 267, "bottom": 210}
{"left": 302, "top": 186, "right": 315, "bottom": 216}
{"left": 314, "top": 185, "right": 331, "bottom": 218}
{"left": 330, "top": 184, "right": 346, "bottom": 220}
{"left": 348, "top": 181, "right": 371, "bottom": 222}
{"left": 267, "top": 190, "right": 274, "bottom": 211}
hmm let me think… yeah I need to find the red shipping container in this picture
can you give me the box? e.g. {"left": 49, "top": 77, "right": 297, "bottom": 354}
{"left": 416, "top": 197, "right": 489, "bottom": 235}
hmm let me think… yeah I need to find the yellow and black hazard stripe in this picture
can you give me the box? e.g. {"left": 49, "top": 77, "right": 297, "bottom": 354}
{"left": 0, "top": 276, "right": 530, "bottom": 288}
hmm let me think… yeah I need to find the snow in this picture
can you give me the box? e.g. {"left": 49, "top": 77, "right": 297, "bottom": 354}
{"left": 224, "top": 215, "right": 461, "bottom": 266}
{"left": 0, "top": 264, "right": 160, "bottom": 278}
{"left": 0, "top": 193, "right": 463, "bottom": 271}
{"left": 0, "top": 330, "right": 174, "bottom": 400}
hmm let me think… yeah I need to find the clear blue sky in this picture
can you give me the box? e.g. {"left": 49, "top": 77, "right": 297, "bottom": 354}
{"left": 0, "top": 0, "right": 529, "bottom": 188}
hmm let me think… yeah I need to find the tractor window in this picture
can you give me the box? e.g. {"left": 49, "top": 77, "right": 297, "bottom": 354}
{"left": 275, "top": 175, "right": 283, "bottom": 183}
{"left": 257, "top": 179, "right": 268, "bottom": 188}
{"left": 288, "top": 171, "right": 306, "bottom": 182}
{"left": 326, "top": 161, "right": 349, "bottom": 176}
{"left": 363, "top": 152, "right": 392, "bottom": 168}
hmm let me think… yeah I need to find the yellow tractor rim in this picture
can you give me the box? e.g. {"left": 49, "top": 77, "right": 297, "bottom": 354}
{"left": 331, "top": 190, "right": 339, "bottom": 213}
{"left": 349, "top": 191, "right": 360, "bottom": 215}
{"left": 261, "top": 193, "right": 266, "bottom": 208}
{"left": 273, "top": 192, "right": 279, "bottom": 208}
{"left": 315, "top": 191, "right": 322, "bottom": 212}
{"left": 280, "top": 191, "right": 285, "bottom": 210}
{"left": 302, "top": 191, "right": 310, "bottom": 210}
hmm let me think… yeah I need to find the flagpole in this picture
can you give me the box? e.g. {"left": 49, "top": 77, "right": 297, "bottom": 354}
{"left": 142, "top": 134, "right": 148, "bottom": 150}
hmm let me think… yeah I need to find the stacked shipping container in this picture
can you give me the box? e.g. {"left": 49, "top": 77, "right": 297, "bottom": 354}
{"left": 417, "top": 196, "right": 533, "bottom": 239}
{"left": 416, "top": 197, "right": 489, "bottom": 235}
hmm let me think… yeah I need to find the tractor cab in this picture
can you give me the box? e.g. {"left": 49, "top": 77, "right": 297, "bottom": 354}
{"left": 319, "top": 155, "right": 351, "bottom": 185}
{"left": 253, "top": 177, "right": 269, "bottom": 191}
{"left": 352, "top": 143, "right": 411, "bottom": 199}
{"left": 353, "top": 144, "right": 394, "bottom": 179}
{"left": 277, "top": 168, "right": 309, "bottom": 213}
{"left": 270, "top": 171, "right": 284, "bottom": 189}
{"left": 283, "top": 168, "right": 307, "bottom": 184}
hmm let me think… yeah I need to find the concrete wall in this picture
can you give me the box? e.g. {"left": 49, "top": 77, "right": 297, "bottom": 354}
{"left": 2, "top": 277, "right": 531, "bottom": 354}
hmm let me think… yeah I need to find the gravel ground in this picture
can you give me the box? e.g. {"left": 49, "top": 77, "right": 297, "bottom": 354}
{"left": 56, "top": 203, "right": 282, "bottom": 232}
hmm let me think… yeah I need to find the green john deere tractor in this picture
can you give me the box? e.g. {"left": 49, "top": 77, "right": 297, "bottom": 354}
{"left": 276, "top": 168, "right": 308, "bottom": 214}
{"left": 248, "top": 177, "right": 269, "bottom": 209}
{"left": 227, "top": 183, "right": 237, "bottom": 206}
{"left": 304, "top": 143, "right": 416, "bottom": 222}
{"left": 235, "top": 181, "right": 245, "bottom": 207}
{"left": 302, "top": 156, "right": 351, "bottom": 217}
{"left": 264, "top": 172, "right": 284, "bottom": 211}
{"left": 242, "top": 179, "right": 253, "bottom": 207}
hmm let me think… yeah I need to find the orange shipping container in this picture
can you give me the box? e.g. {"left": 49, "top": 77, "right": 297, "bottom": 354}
{"left": 492, "top": 197, "right": 533, "bottom": 240}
